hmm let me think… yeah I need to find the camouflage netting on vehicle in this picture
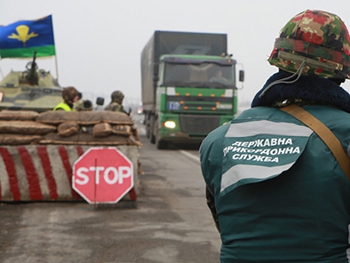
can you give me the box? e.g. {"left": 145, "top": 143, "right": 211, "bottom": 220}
{"left": 0, "top": 110, "right": 141, "bottom": 146}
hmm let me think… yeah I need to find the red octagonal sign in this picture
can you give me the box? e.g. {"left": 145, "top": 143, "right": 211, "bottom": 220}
{"left": 72, "top": 147, "right": 134, "bottom": 204}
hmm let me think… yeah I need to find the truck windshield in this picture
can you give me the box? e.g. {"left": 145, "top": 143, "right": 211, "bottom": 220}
{"left": 162, "top": 63, "right": 235, "bottom": 88}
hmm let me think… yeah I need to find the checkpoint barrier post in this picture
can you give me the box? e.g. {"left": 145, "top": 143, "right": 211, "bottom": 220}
{"left": 0, "top": 145, "right": 139, "bottom": 202}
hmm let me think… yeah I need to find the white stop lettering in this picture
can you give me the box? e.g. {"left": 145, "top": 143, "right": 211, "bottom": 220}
{"left": 75, "top": 166, "right": 132, "bottom": 185}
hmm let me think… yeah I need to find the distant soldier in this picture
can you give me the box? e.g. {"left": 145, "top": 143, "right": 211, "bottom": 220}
{"left": 104, "top": 90, "right": 128, "bottom": 114}
{"left": 75, "top": 99, "right": 93, "bottom": 111}
{"left": 53, "top": 86, "right": 80, "bottom": 111}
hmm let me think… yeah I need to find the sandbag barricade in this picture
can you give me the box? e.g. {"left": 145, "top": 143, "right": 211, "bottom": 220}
{"left": 0, "top": 110, "right": 141, "bottom": 202}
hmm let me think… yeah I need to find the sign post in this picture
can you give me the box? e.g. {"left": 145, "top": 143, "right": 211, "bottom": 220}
{"left": 72, "top": 147, "right": 134, "bottom": 204}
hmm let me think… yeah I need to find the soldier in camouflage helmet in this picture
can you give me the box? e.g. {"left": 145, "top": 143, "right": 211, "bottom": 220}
{"left": 53, "top": 86, "right": 80, "bottom": 111}
{"left": 200, "top": 10, "right": 350, "bottom": 262}
{"left": 104, "top": 90, "right": 128, "bottom": 114}
{"left": 268, "top": 9, "right": 350, "bottom": 82}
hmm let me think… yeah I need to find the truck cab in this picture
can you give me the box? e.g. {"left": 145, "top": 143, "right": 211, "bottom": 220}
{"left": 150, "top": 54, "right": 243, "bottom": 149}
{"left": 141, "top": 30, "right": 244, "bottom": 149}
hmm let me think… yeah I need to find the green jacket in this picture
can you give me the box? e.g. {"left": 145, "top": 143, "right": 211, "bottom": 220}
{"left": 200, "top": 105, "right": 350, "bottom": 262}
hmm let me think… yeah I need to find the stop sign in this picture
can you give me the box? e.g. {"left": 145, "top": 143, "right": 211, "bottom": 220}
{"left": 72, "top": 147, "right": 134, "bottom": 204}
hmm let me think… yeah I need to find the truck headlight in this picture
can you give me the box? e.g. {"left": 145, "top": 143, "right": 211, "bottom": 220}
{"left": 164, "top": 120, "right": 176, "bottom": 129}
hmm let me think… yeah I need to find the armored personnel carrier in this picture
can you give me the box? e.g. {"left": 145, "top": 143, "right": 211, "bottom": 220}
{"left": 0, "top": 52, "right": 62, "bottom": 112}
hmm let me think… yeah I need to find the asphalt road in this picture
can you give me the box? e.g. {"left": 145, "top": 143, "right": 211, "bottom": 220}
{"left": 0, "top": 120, "right": 221, "bottom": 263}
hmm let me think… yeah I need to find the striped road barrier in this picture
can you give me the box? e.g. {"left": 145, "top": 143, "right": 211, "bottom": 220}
{"left": 0, "top": 145, "right": 139, "bottom": 202}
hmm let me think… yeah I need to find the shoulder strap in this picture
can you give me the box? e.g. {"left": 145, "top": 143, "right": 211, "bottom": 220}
{"left": 280, "top": 104, "right": 350, "bottom": 182}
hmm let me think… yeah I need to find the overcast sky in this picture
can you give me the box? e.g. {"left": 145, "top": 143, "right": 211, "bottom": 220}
{"left": 1, "top": 0, "right": 350, "bottom": 106}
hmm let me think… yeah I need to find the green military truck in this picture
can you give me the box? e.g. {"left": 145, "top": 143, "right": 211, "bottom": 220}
{"left": 141, "top": 30, "right": 244, "bottom": 149}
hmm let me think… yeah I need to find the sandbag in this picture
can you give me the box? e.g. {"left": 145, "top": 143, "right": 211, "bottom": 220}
{"left": 0, "top": 110, "right": 39, "bottom": 121}
{"left": 78, "top": 111, "right": 103, "bottom": 125}
{"left": 131, "top": 126, "right": 139, "bottom": 141}
{"left": 111, "top": 124, "right": 132, "bottom": 136}
{"left": 0, "top": 121, "right": 56, "bottom": 135}
{"left": 78, "top": 111, "right": 134, "bottom": 125}
{"left": 40, "top": 132, "right": 141, "bottom": 146}
{"left": 92, "top": 123, "right": 113, "bottom": 137}
{"left": 0, "top": 134, "right": 41, "bottom": 145}
{"left": 101, "top": 111, "right": 134, "bottom": 125}
{"left": 36, "top": 111, "right": 79, "bottom": 124}
{"left": 37, "top": 111, "right": 134, "bottom": 126}
{"left": 57, "top": 121, "right": 79, "bottom": 137}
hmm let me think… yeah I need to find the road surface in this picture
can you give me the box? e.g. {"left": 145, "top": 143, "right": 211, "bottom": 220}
{"left": 0, "top": 118, "right": 221, "bottom": 263}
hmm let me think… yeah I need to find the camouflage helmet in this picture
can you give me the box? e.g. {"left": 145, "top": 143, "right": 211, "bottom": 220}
{"left": 62, "top": 86, "right": 79, "bottom": 102}
{"left": 268, "top": 10, "right": 350, "bottom": 80}
{"left": 111, "top": 90, "right": 124, "bottom": 102}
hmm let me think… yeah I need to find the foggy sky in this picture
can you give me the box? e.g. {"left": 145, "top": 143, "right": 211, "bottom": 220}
{"left": 1, "top": 0, "right": 350, "bottom": 106}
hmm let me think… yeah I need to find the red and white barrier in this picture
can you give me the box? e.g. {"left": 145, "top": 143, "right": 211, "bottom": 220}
{"left": 0, "top": 145, "right": 138, "bottom": 202}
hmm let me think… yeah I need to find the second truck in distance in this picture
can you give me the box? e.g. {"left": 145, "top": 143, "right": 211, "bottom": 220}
{"left": 141, "top": 30, "right": 244, "bottom": 149}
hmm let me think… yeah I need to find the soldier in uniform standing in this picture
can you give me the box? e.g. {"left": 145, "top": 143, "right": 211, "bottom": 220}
{"left": 200, "top": 10, "right": 350, "bottom": 262}
{"left": 104, "top": 90, "right": 128, "bottom": 114}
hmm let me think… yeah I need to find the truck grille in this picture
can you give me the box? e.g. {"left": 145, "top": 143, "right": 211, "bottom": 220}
{"left": 179, "top": 114, "right": 220, "bottom": 135}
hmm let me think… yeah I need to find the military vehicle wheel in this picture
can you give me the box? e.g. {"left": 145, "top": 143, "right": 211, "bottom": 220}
{"left": 155, "top": 124, "right": 167, "bottom": 149}
{"left": 156, "top": 139, "right": 167, "bottom": 150}
{"left": 150, "top": 133, "right": 156, "bottom": 144}
{"left": 146, "top": 128, "right": 150, "bottom": 138}
{"left": 145, "top": 117, "right": 150, "bottom": 139}
{"left": 150, "top": 116, "right": 156, "bottom": 144}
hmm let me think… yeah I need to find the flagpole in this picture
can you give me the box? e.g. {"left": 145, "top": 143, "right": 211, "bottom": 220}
{"left": 0, "top": 57, "right": 3, "bottom": 79}
{"left": 54, "top": 55, "right": 59, "bottom": 82}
